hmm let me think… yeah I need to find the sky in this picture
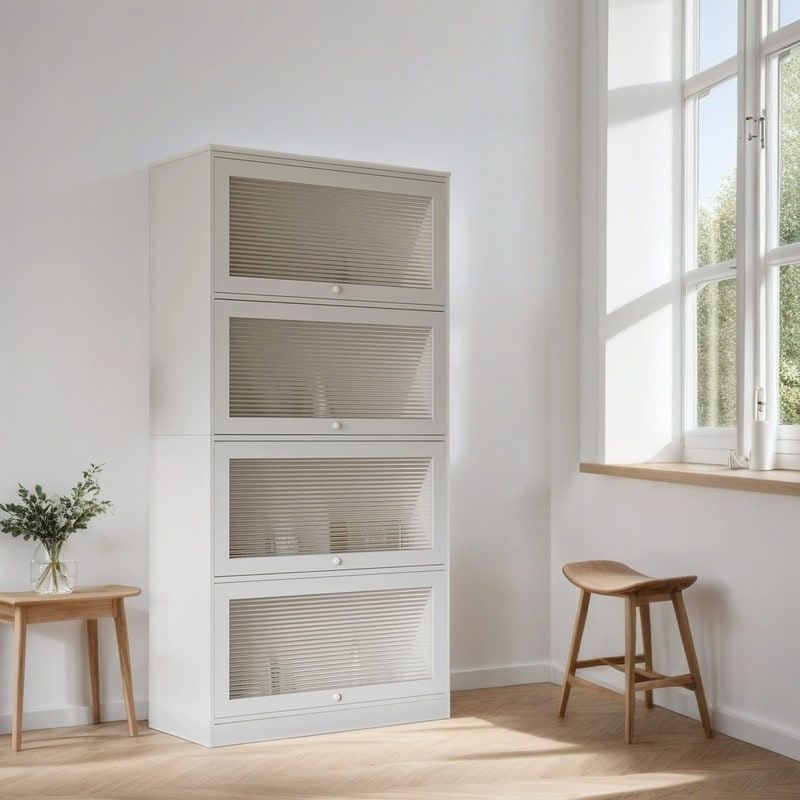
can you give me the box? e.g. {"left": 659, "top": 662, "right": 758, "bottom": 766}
{"left": 697, "top": 76, "right": 736, "bottom": 209}
{"left": 783, "top": 0, "right": 800, "bottom": 28}
{"left": 698, "top": 0, "right": 736, "bottom": 71}
{"left": 697, "top": 1, "right": 737, "bottom": 210}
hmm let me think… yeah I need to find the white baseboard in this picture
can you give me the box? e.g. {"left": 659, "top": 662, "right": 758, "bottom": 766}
{"left": 0, "top": 699, "right": 148, "bottom": 736}
{"left": 211, "top": 695, "right": 448, "bottom": 747}
{"left": 7, "top": 668, "right": 800, "bottom": 764}
{"left": 551, "top": 666, "right": 800, "bottom": 763}
{"left": 450, "top": 662, "right": 552, "bottom": 691}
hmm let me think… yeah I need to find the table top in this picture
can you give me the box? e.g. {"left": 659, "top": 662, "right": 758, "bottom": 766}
{"left": 0, "top": 585, "right": 141, "bottom": 606}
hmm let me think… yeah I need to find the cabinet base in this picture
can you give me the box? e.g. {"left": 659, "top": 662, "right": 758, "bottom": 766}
{"left": 209, "top": 694, "right": 449, "bottom": 747}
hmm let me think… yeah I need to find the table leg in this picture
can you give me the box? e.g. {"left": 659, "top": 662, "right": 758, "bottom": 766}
{"left": 86, "top": 619, "right": 101, "bottom": 724}
{"left": 12, "top": 607, "right": 27, "bottom": 752}
{"left": 113, "top": 599, "right": 138, "bottom": 736}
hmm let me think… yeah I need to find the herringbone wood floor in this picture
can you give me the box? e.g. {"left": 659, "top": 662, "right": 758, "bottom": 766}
{"left": 1, "top": 683, "right": 799, "bottom": 799}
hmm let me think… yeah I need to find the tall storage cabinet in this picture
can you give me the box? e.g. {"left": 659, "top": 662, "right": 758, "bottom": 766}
{"left": 149, "top": 147, "right": 449, "bottom": 746}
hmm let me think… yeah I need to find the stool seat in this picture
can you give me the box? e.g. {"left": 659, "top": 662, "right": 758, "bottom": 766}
{"left": 562, "top": 560, "right": 697, "bottom": 596}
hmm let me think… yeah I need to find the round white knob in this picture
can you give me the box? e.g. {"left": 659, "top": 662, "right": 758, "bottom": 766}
{"left": 331, "top": 284, "right": 342, "bottom": 294}
{"left": 331, "top": 420, "right": 342, "bottom": 431}
{"left": 332, "top": 692, "right": 342, "bottom": 702}
{"left": 332, "top": 556, "right": 342, "bottom": 566}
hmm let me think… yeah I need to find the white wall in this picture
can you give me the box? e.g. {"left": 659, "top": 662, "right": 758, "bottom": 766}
{"left": 599, "top": 0, "right": 684, "bottom": 463}
{"left": 550, "top": 0, "right": 800, "bottom": 762}
{"left": 0, "top": 0, "right": 580, "bottom": 726}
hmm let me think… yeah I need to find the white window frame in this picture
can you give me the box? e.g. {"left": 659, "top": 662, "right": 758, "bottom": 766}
{"left": 764, "top": 5, "right": 800, "bottom": 466}
{"left": 682, "top": 0, "right": 800, "bottom": 468}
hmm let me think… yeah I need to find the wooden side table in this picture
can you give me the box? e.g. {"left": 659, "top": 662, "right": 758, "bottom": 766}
{"left": 0, "top": 584, "right": 141, "bottom": 751}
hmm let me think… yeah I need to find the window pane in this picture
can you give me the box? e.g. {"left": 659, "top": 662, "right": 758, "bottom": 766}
{"left": 780, "top": 0, "right": 800, "bottom": 28}
{"left": 779, "top": 46, "right": 800, "bottom": 246}
{"left": 697, "top": 279, "right": 737, "bottom": 427}
{"left": 696, "top": 79, "right": 737, "bottom": 268}
{"left": 698, "top": 0, "right": 737, "bottom": 73}
{"left": 780, "top": 264, "right": 800, "bottom": 424}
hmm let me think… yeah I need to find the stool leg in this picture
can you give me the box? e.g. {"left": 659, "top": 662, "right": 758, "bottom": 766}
{"left": 672, "top": 591, "right": 712, "bottom": 738}
{"left": 639, "top": 603, "right": 654, "bottom": 709}
{"left": 557, "top": 589, "right": 590, "bottom": 717}
{"left": 624, "top": 596, "right": 637, "bottom": 744}
{"left": 113, "top": 599, "right": 138, "bottom": 736}
{"left": 12, "top": 607, "right": 27, "bottom": 752}
{"left": 86, "top": 619, "right": 101, "bottom": 724}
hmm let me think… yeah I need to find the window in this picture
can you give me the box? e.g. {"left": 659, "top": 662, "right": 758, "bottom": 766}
{"left": 683, "top": 0, "right": 800, "bottom": 467}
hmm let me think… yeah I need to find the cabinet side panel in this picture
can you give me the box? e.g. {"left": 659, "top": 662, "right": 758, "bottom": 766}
{"left": 150, "top": 152, "right": 212, "bottom": 435}
{"left": 149, "top": 434, "right": 212, "bottom": 745}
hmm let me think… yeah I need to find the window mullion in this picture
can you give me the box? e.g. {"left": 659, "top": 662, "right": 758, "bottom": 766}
{"left": 685, "top": 261, "right": 737, "bottom": 286}
{"left": 766, "top": 240, "right": 800, "bottom": 266}
{"left": 764, "top": 38, "right": 781, "bottom": 432}
{"left": 737, "top": 0, "right": 763, "bottom": 458}
{"left": 684, "top": 57, "right": 738, "bottom": 98}
{"left": 763, "top": 18, "right": 800, "bottom": 55}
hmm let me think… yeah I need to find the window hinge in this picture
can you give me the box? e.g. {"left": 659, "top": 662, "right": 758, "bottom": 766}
{"left": 746, "top": 113, "right": 765, "bottom": 149}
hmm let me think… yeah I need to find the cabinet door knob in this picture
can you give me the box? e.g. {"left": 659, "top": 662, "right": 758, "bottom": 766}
{"left": 332, "top": 692, "right": 342, "bottom": 702}
{"left": 331, "top": 420, "right": 342, "bottom": 431}
{"left": 332, "top": 556, "right": 342, "bottom": 566}
{"left": 331, "top": 284, "right": 342, "bottom": 294}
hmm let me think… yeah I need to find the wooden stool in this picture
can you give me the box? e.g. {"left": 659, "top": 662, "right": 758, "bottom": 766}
{"left": 557, "top": 561, "right": 711, "bottom": 744}
{"left": 0, "top": 585, "right": 141, "bottom": 751}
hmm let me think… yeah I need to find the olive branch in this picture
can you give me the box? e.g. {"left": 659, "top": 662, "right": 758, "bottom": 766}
{"left": 0, "top": 464, "right": 111, "bottom": 591}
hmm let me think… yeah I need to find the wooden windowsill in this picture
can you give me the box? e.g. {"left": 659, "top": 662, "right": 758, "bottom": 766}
{"left": 580, "top": 462, "right": 800, "bottom": 497}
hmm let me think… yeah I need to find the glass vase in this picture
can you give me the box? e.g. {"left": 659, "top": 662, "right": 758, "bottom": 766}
{"left": 30, "top": 541, "right": 77, "bottom": 594}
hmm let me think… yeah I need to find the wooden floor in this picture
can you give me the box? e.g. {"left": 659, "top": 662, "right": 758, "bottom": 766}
{"left": 2, "top": 683, "right": 799, "bottom": 799}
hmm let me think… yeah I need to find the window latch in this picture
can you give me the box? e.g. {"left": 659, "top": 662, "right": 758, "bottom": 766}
{"left": 745, "top": 114, "right": 765, "bottom": 148}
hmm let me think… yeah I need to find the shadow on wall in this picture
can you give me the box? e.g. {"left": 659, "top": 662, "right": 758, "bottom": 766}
{"left": 600, "top": 73, "right": 684, "bottom": 464}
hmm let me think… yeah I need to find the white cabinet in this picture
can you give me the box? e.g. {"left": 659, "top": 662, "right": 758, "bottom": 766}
{"left": 214, "top": 571, "right": 446, "bottom": 719}
{"left": 214, "top": 300, "right": 446, "bottom": 436}
{"left": 150, "top": 147, "right": 449, "bottom": 747}
{"left": 214, "top": 441, "right": 446, "bottom": 576}
{"left": 214, "top": 158, "right": 447, "bottom": 306}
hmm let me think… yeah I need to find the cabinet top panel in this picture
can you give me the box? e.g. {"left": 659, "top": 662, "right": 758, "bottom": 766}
{"left": 149, "top": 145, "right": 450, "bottom": 182}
